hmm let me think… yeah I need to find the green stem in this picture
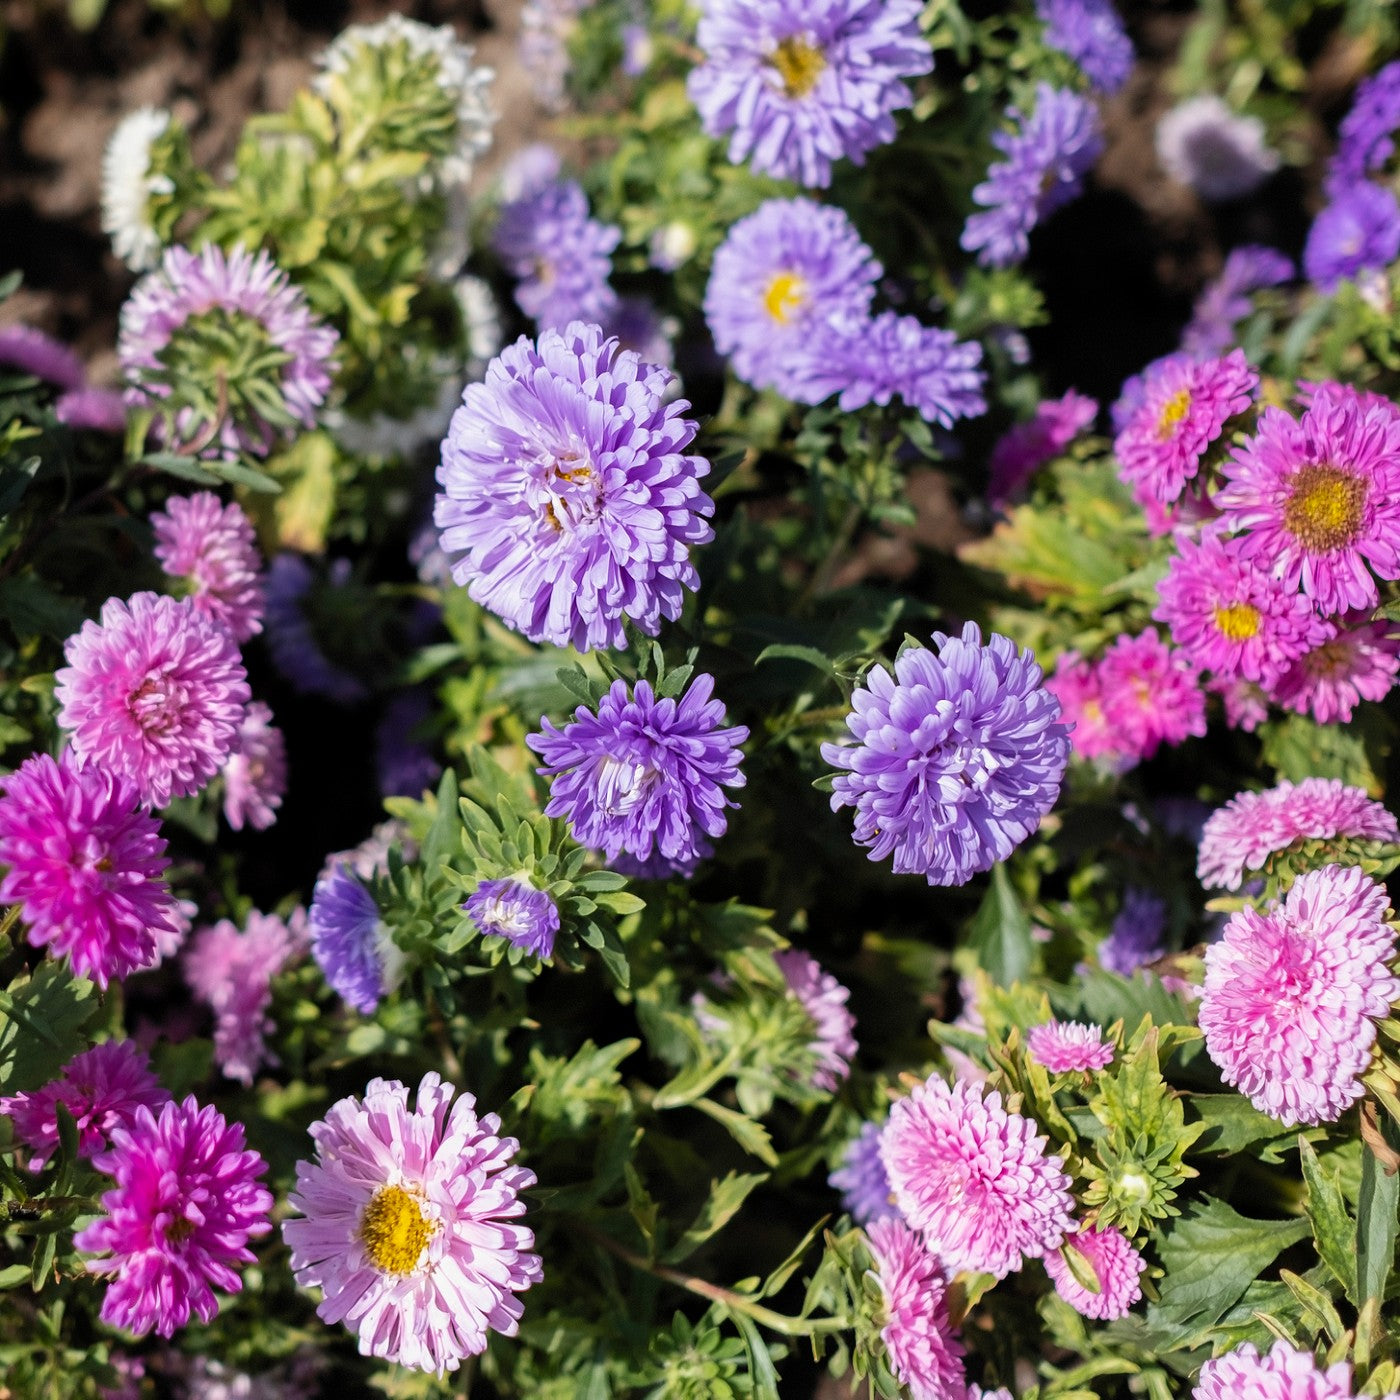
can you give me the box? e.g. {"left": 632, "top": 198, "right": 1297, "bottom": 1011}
{"left": 797, "top": 500, "right": 863, "bottom": 612}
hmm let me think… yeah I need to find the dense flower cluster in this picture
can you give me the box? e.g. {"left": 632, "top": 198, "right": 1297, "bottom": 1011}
{"left": 774, "top": 948, "right": 858, "bottom": 1091}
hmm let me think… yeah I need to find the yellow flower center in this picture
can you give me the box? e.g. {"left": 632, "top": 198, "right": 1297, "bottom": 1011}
{"left": 1282, "top": 464, "right": 1367, "bottom": 552}
{"left": 1213, "top": 601, "right": 1261, "bottom": 641}
{"left": 769, "top": 36, "right": 826, "bottom": 98}
{"left": 360, "top": 1184, "right": 434, "bottom": 1275}
{"left": 1156, "top": 388, "right": 1192, "bottom": 440}
{"left": 763, "top": 271, "right": 807, "bottom": 324}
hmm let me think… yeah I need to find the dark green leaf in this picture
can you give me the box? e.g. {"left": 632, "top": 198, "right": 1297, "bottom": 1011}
{"left": 422, "top": 768, "right": 460, "bottom": 875}
{"left": 965, "top": 863, "right": 1032, "bottom": 987}
{"left": 0, "top": 456, "right": 40, "bottom": 518}
{"left": 663, "top": 1171, "right": 768, "bottom": 1264}
{"left": 141, "top": 452, "right": 223, "bottom": 485}
{"left": 0, "top": 962, "right": 98, "bottom": 1095}
{"left": 694, "top": 1098, "right": 778, "bottom": 1167}
{"left": 1356, "top": 1113, "right": 1400, "bottom": 1306}
{"left": 1300, "top": 1137, "right": 1358, "bottom": 1302}
{"left": 754, "top": 644, "right": 836, "bottom": 677}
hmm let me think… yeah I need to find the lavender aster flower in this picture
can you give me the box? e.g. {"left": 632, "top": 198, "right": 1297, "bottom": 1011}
{"left": 687, "top": 0, "right": 933, "bottom": 188}
{"left": 435, "top": 322, "right": 714, "bottom": 652}
{"left": 1156, "top": 95, "right": 1280, "bottom": 201}
{"left": 1181, "top": 246, "right": 1295, "bottom": 357}
{"left": 830, "top": 1120, "right": 896, "bottom": 1224}
{"left": 774, "top": 948, "right": 857, "bottom": 1091}
{"left": 1328, "top": 61, "right": 1400, "bottom": 193}
{"left": 308, "top": 864, "right": 397, "bottom": 1014}
{"left": 1036, "top": 0, "right": 1134, "bottom": 95}
{"left": 1304, "top": 182, "right": 1400, "bottom": 292}
{"left": 1101, "top": 887, "right": 1167, "bottom": 974}
{"left": 466, "top": 877, "right": 560, "bottom": 958}
{"left": 962, "top": 85, "right": 1104, "bottom": 268}
{"left": 262, "top": 553, "right": 368, "bottom": 705}
{"left": 0, "top": 324, "right": 85, "bottom": 390}
{"left": 528, "top": 674, "right": 748, "bottom": 873}
{"left": 821, "top": 623, "right": 1070, "bottom": 886}
{"left": 1194, "top": 1341, "right": 1361, "bottom": 1400}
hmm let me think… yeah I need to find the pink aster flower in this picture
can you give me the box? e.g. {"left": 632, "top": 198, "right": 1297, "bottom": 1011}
{"left": 987, "top": 389, "right": 1098, "bottom": 507}
{"left": 0, "top": 323, "right": 85, "bottom": 388}
{"left": 1044, "top": 1223, "right": 1145, "bottom": 1319}
{"left": 1217, "top": 382, "right": 1400, "bottom": 615}
{"left": 880, "top": 1074, "right": 1075, "bottom": 1279}
{"left": 1097, "top": 629, "right": 1207, "bottom": 764}
{"left": 774, "top": 948, "right": 857, "bottom": 1091}
{"left": 1114, "top": 350, "right": 1258, "bottom": 505}
{"left": 1154, "top": 533, "right": 1332, "bottom": 683}
{"left": 74, "top": 1096, "right": 273, "bottom": 1338}
{"left": 151, "top": 492, "right": 265, "bottom": 643}
{"left": 1211, "top": 675, "right": 1270, "bottom": 731}
{"left": 866, "top": 1215, "right": 967, "bottom": 1400}
{"left": 55, "top": 591, "right": 250, "bottom": 809}
{"left": 1265, "top": 612, "right": 1400, "bottom": 723}
{"left": 0, "top": 1041, "right": 170, "bottom": 1172}
{"left": 220, "top": 701, "right": 287, "bottom": 832}
{"left": 0, "top": 750, "right": 182, "bottom": 986}
{"left": 184, "top": 908, "right": 308, "bottom": 1086}
{"left": 1045, "top": 651, "right": 1129, "bottom": 767}
{"left": 283, "top": 1073, "right": 543, "bottom": 1374}
{"left": 1194, "top": 1340, "right": 1358, "bottom": 1400}
{"left": 1025, "top": 1020, "right": 1115, "bottom": 1072}
{"left": 55, "top": 387, "right": 128, "bottom": 433}
{"left": 1200, "top": 864, "right": 1400, "bottom": 1125}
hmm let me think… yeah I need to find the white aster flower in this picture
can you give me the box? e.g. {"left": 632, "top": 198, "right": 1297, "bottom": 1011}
{"left": 101, "top": 107, "right": 176, "bottom": 271}
{"left": 1156, "top": 94, "right": 1280, "bottom": 202}
{"left": 454, "top": 275, "right": 502, "bottom": 378}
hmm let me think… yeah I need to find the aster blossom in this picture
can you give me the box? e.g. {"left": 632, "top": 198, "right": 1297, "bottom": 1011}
{"left": 987, "top": 389, "right": 1098, "bottom": 506}
{"left": 1181, "top": 246, "right": 1294, "bottom": 357}
{"left": 150, "top": 491, "right": 264, "bottom": 642}
{"left": 529, "top": 674, "right": 748, "bottom": 874}
{"left": 822, "top": 623, "right": 1070, "bottom": 887}
{"left": 309, "top": 864, "right": 395, "bottom": 1014}
{"left": 1303, "top": 182, "right": 1400, "bottom": 292}
{"left": 435, "top": 321, "right": 714, "bottom": 652}
{"left": 221, "top": 701, "right": 287, "bottom": 832}
{"left": 1025, "top": 1020, "right": 1115, "bottom": 1073}
{"left": 1044, "top": 1224, "right": 1145, "bottom": 1320}
{"left": 1096, "top": 628, "right": 1207, "bottom": 764}
{"left": 687, "top": 0, "right": 933, "bottom": 188}
{"left": 830, "top": 1121, "right": 896, "bottom": 1224}
{"left": 1045, "top": 651, "right": 1130, "bottom": 768}
{"left": 0, "top": 323, "right": 86, "bottom": 389}
{"left": 1036, "top": 0, "right": 1133, "bottom": 94}
{"left": 101, "top": 107, "right": 176, "bottom": 271}
{"left": 1265, "top": 612, "right": 1400, "bottom": 723}
{"left": 0, "top": 751, "right": 182, "bottom": 986}
{"left": 263, "top": 554, "right": 368, "bottom": 705}
{"left": 465, "top": 877, "right": 560, "bottom": 959}
{"left": 283, "top": 1073, "right": 543, "bottom": 1374}
{"left": 74, "top": 1096, "right": 273, "bottom": 1338}
{"left": 774, "top": 948, "right": 857, "bottom": 1091}
{"left": 1199, "top": 864, "right": 1400, "bottom": 1125}
{"left": 1194, "top": 1341, "right": 1361, "bottom": 1400}
{"left": 1101, "top": 886, "right": 1168, "bottom": 974}
{"left": 1156, "top": 94, "right": 1280, "bottom": 200}
{"left": 1329, "top": 60, "right": 1400, "bottom": 191}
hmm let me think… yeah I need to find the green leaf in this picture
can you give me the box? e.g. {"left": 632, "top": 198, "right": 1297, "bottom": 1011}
{"left": 0, "top": 1264, "right": 30, "bottom": 1290}
{"left": 0, "top": 456, "right": 40, "bottom": 518}
{"left": 0, "top": 962, "right": 99, "bottom": 1094}
{"left": 29, "top": 1229, "right": 55, "bottom": 1292}
{"left": 422, "top": 768, "right": 460, "bottom": 876}
{"left": 965, "top": 863, "right": 1032, "bottom": 986}
{"left": 663, "top": 1172, "right": 768, "bottom": 1264}
{"left": 754, "top": 644, "right": 836, "bottom": 677}
{"left": 140, "top": 451, "right": 223, "bottom": 485}
{"left": 1356, "top": 1114, "right": 1400, "bottom": 1307}
{"left": 1187, "top": 1095, "right": 1300, "bottom": 1160}
{"left": 1258, "top": 713, "right": 1380, "bottom": 792}
{"left": 206, "top": 457, "right": 282, "bottom": 494}
{"left": 694, "top": 1098, "right": 778, "bottom": 1167}
{"left": 1300, "top": 1137, "right": 1358, "bottom": 1302}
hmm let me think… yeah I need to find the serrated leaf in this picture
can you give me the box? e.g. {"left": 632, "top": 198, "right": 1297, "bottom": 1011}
{"left": 694, "top": 1098, "right": 778, "bottom": 1167}
{"left": 1300, "top": 1137, "right": 1358, "bottom": 1302}
{"left": 663, "top": 1171, "right": 768, "bottom": 1264}
{"left": 0, "top": 962, "right": 98, "bottom": 1095}
{"left": 1356, "top": 1113, "right": 1399, "bottom": 1306}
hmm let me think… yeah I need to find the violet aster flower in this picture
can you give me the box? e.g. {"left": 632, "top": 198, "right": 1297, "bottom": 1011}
{"left": 283, "top": 1073, "right": 543, "bottom": 1374}
{"left": 1329, "top": 61, "right": 1400, "bottom": 192}
{"left": 1265, "top": 612, "right": 1400, "bottom": 723}
{"left": 55, "top": 591, "right": 249, "bottom": 809}
{"left": 962, "top": 85, "right": 1104, "bottom": 268}
{"left": 1200, "top": 864, "right": 1400, "bottom": 1125}
{"left": 1304, "top": 181, "right": 1400, "bottom": 292}
{"left": 55, "top": 387, "right": 128, "bottom": 433}
{"left": 604, "top": 295, "right": 677, "bottom": 371}
{"left": 0, "top": 751, "right": 182, "bottom": 986}
{"left": 705, "top": 197, "right": 881, "bottom": 398}
{"left": 1101, "top": 887, "right": 1167, "bottom": 974}
{"left": 528, "top": 674, "right": 748, "bottom": 874}
{"left": 1193, "top": 1341, "right": 1358, "bottom": 1400}
{"left": 308, "top": 864, "right": 394, "bottom": 1014}
{"left": 830, "top": 1120, "right": 896, "bottom": 1224}
{"left": 74, "top": 1096, "right": 273, "bottom": 1338}
{"left": 221, "top": 700, "right": 287, "bottom": 832}
{"left": 1026, "top": 1020, "right": 1115, "bottom": 1072}
{"left": 119, "top": 244, "right": 338, "bottom": 460}
{"left": 0, "top": 324, "right": 85, "bottom": 389}
{"left": 881, "top": 1074, "right": 1075, "bottom": 1278}
{"left": 987, "top": 389, "right": 1098, "bottom": 506}
{"left": 1044, "top": 1224, "right": 1145, "bottom": 1320}
{"left": 1036, "top": 0, "right": 1134, "bottom": 94}
{"left": 375, "top": 689, "right": 440, "bottom": 799}
{"left": 822, "top": 623, "right": 1070, "bottom": 886}
{"left": 687, "top": 0, "right": 933, "bottom": 188}
{"left": 1156, "top": 95, "right": 1279, "bottom": 201}
{"left": 466, "top": 877, "right": 561, "bottom": 959}
{"left": 774, "top": 948, "right": 857, "bottom": 1091}
{"left": 185, "top": 908, "right": 308, "bottom": 1085}
{"left": 262, "top": 553, "right": 368, "bottom": 705}
{"left": 1096, "top": 628, "right": 1207, "bottom": 765}
{"left": 150, "top": 491, "right": 265, "bottom": 643}
{"left": 0, "top": 1041, "right": 170, "bottom": 1172}
{"left": 435, "top": 322, "right": 715, "bottom": 652}
{"left": 1181, "top": 246, "right": 1295, "bottom": 357}
{"left": 865, "top": 1215, "right": 967, "bottom": 1400}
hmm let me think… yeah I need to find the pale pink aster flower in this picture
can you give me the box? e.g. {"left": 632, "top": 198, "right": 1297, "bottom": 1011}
{"left": 1025, "top": 1020, "right": 1114, "bottom": 1073}
{"left": 1265, "top": 613, "right": 1400, "bottom": 723}
{"left": 55, "top": 591, "right": 250, "bottom": 809}
{"left": 185, "top": 908, "right": 308, "bottom": 1086}
{"left": 151, "top": 492, "right": 265, "bottom": 643}
{"left": 1212, "top": 675, "right": 1270, "bottom": 731}
{"left": 74, "top": 1096, "right": 273, "bottom": 1337}
{"left": 774, "top": 948, "right": 857, "bottom": 1091}
{"left": 1043, "top": 1223, "right": 1145, "bottom": 1319}
{"left": 880, "top": 1075, "right": 1075, "bottom": 1279}
{"left": 1098, "top": 629, "right": 1207, "bottom": 763}
{"left": 1115, "top": 350, "right": 1257, "bottom": 505}
{"left": 221, "top": 701, "right": 287, "bottom": 832}
{"left": 1045, "top": 651, "right": 1129, "bottom": 767}
{"left": 0, "top": 1041, "right": 171, "bottom": 1171}
{"left": 283, "top": 1072, "right": 543, "bottom": 1374}
{"left": 1193, "top": 1340, "right": 1357, "bottom": 1400}
{"left": 987, "top": 389, "right": 1098, "bottom": 507}
{"left": 1200, "top": 864, "right": 1400, "bottom": 1125}
{"left": 866, "top": 1215, "right": 967, "bottom": 1400}
{"left": 55, "top": 387, "right": 128, "bottom": 433}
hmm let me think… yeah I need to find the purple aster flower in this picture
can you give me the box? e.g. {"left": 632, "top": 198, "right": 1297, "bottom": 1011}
{"left": 55, "top": 591, "right": 250, "bottom": 809}
{"left": 493, "top": 178, "right": 620, "bottom": 330}
{"left": 435, "top": 321, "right": 714, "bottom": 652}
{"left": 1025, "top": 1020, "right": 1115, "bottom": 1072}
{"left": 1044, "top": 1224, "right": 1145, "bottom": 1320}
{"left": 74, "top": 1096, "right": 273, "bottom": 1338}
{"left": 821, "top": 623, "right": 1070, "bottom": 887}
{"left": 987, "top": 389, "right": 1098, "bottom": 506}
{"left": 1101, "top": 887, "right": 1167, "bottom": 974}
{"left": 1265, "top": 612, "right": 1400, "bottom": 723}
{"left": 962, "top": 85, "right": 1104, "bottom": 268}
{"left": 830, "top": 1120, "right": 896, "bottom": 1224}
{"left": 150, "top": 491, "right": 265, "bottom": 643}
{"left": 1304, "top": 182, "right": 1400, "bottom": 292}
{"left": 774, "top": 948, "right": 857, "bottom": 1091}
{"left": 375, "top": 689, "right": 440, "bottom": 799}
{"left": 262, "top": 553, "right": 368, "bottom": 704}
{"left": 465, "top": 877, "right": 560, "bottom": 959}
{"left": 687, "top": 0, "right": 933, "bottom": 188}
{"left": 1194, "top": 1341, "right": 1358, "bottom": 1400}
{"left": 704, "top": 197, "right": 881, "bottom": 398}
{"left": 497, "top": 142, "right": 563, "bottom": 203}
{"left": 528, "top": 674, "right": 748, "bottom": 873}
{"left": 308, "top": 864, "right": 394, "bottom": 1014}
{"left": 1200, "top": 864, "right": 1400, "bottom": 1125}
{"left": 0, "top": 324, "right": 85, "bottom": 389}
{"left": 1156, "top": 95, "right": 1280, "bottom": 201}
{"left": 1181, "top": 246, "right": 1295, "bottom": 357}
{"left": 55, "top": 387, "right": 128, "bottom": 433}
{"left": 119, "top": 244, "right": 338, "bottom": 460}
{"left": 520, "top": 0, "right": 586, "bottom": 111}
{"left": 221, "top": 700, "right": 287, "bottom": 832}
{"left": 603, "top": 295, "right": 677, "bottom": 370}
{"left": 1036, "top": 0, "right": 1134, "bottom": 94}
{"left": 1329, "top": 61, "right": 1400, "bottom": 193}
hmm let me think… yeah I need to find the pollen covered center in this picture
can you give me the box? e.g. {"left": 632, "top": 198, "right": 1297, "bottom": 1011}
{"left": 1283, "top": 464, "right": 1367, "bottom": 552}
{"left": 763, "top": 271, "right": 807, "bottom": 324}
{"left": 769, "top": 36, "right": 826, "bottom": 98}
{"left": 128, "top": 671, "right": 186, "bottom": 735}
{"left": 1156, "top": 388, "right": 1192, "bottom": 440}
{"left": 360, "top": 1183, "right": 434, "bottom": 1275}
{"left": 1213, "top": 601, "right": 1261, "bottom": 641}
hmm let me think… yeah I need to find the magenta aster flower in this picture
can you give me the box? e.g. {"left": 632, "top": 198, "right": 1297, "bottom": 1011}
{"left": 283, "top": 1073, "right": 543, "bottom": 1374}
{"left": 687, "top": 0, "right": 933, "bottom": 188}
{"left": 0, "top": 323, "right": 85, "bottom": 389}
{"left": 822, "top": 624, "right": 1070, "bottom": 886}
{"left": 221, "top": 700, "right": 287, "bottom": 832}
{"left": 1194, "top": 1341, "right": 1359, "bottom": 1400}
{"left": 1213, "top": 675, "right": 1270, "bottom": 731}
{"left": 1097, "top": 628, "right": 1207, "bottom": 764}
{"left": 529, "top": 674, "right": 748, "bottom": 874}
{"left": 465, "top": 877, "right": 560, "bottom": 959}
{"left": 1114, "top": 350, "right": 1257, "bottom": 505}
{"left": 880, "top": 1074, "right": 1075, "bottom": 1278}
{"left": 774, "top": 948, "right": 857, "bottom": 1091}
{"left": 1045, "top": 651, "right": 1129, "bottom": 767}
{"left": 150, "top": 491, "right": 265, "bottom": 643}
{"left": 830, "top": 1120, "right": 896, "bottom": 1224}
{"left": 1200, "top": 863, "right": 1400, "bottom": 1125}
{"left": 1217, "top": 383, "right": 1400, "bottom": 615}
{"left": 0, "top": 751, "right": 181, "bottom": 986}
{"left": 435, "top": 321, "right": 714, "bottom": 653}
{"left": 1265, "top": 612, "right": 1400, "bottom": 723}
{"left": 987, "top": 389, "right": 1098, "bottom": 506}
{"left": 0, "top": 1041, "right": 170, "bottom": 1172}
{"left": 74, "top": 1096, "right": 273, "bottom": 1338}
{"left": 55, "top": 387, "right": 128, "bottom": 433}
{"left": 1044, "top": 1224, "right": 1145, "bottom": 1320}
{"left": 1025, "top": 1020, "right": 1114, "bottom": 1073}
{"left": 866, "top": 1215, "right": 967, "bottom": 1400}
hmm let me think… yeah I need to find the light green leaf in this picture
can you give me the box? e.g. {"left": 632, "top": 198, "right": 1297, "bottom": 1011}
{"left": 663, "top": 1172, "right": 768, "bottom": 1264}
{"left": 1300, "top": 1137, "right": 1358, "bottom": 1302}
